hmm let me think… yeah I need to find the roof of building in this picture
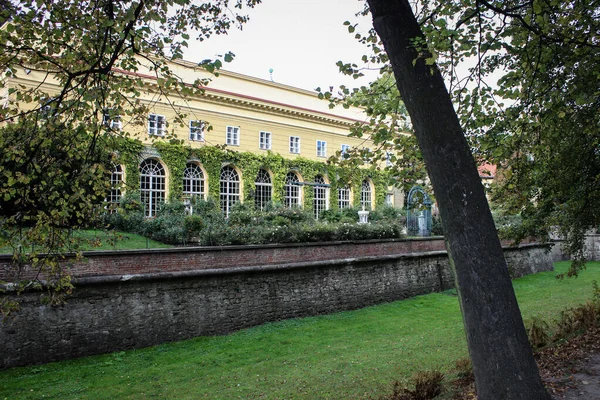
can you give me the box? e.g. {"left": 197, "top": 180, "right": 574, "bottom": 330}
{"left": 478, "top": 163, "right": 497, "bottom": 178}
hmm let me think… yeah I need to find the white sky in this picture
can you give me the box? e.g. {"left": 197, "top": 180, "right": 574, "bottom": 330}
{"left": 185, "top": 0, "right": 377, "bottom": 92}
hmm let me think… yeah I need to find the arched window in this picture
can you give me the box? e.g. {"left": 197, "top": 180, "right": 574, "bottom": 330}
{"left": 338, "top": 185, "right": 351, "bottom": 209}
{"left": 139, "top": 159, "right": 166, "bottom": 217}
{"left": 220, "top": 165, "right": 240, "bottom": 217}
{"left": 360, "top": 179, "right": 372, "bottom": 210}
{"left": 284, "top": 172, "right": 302, "bottom": 208}
{"left": 183, "top": 163, "right": 205, "bottom": 199}
{"left": 313, "top": 175, "right": 329, "bottom": 219}
{"left": 108, "top": 164, "right": 124, "bottom": 207}
{"left": 254, "top": 169, "right": 272, "bottom": 210}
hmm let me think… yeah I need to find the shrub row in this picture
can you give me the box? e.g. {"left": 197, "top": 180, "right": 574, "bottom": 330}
{"left": 104, "top": 192, "right": 407, "bottom": 246}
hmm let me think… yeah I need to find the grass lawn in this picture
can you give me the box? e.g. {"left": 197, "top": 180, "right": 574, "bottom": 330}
{"left": 0, "top": 230, "right": 172, "bottom": 254}
{"left": 0, "top": 261, "right": 598, "bottom": 399}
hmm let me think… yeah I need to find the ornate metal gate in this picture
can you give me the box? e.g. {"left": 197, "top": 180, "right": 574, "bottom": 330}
{"left": 406, "top": 186, "right": 432, "bottom": 237}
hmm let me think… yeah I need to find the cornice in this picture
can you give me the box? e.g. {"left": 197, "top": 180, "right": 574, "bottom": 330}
{"left": 197, "top": 90, "right": 356, "bottom": 128}
{"left": 113, "top": 68, "right": 363, "bottom": 129}
{"left": 171, "top": 59, "right": 318, "bottom": 98}
{"left": 8, "top": 65, "right": 364, "bottom": 129}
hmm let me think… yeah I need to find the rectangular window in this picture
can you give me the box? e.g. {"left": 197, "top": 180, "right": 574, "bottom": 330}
{"left": 148, "top": 114, "right": 166, "bottom": 136}
{"left": 259, "top": 131, "right": 271, "bottom": 150}
{"left": 226, "top": 126, "right": 240, "bottom": 146}
{"left": 386, "top": 152, "right": 393, "bottom": 167}
{"left": 341, "top": 144, "right": 350, "bottom": 155}
{"left": 316, "top": 140, "right": 327, "bottom": 157}
{"left": 385, "top": 193, "right": 394, "bottom": 206}
{"left": 40, "top": 97, "right": 56, "bottom": 118}
{"left": 338, "top": 186, "right": 351, "bottom": 209}
{"left": 103, "top": 111, "right": 122, "bottom": 131}
{"left": 289, "top": 136, "right": 300, "bottom": 154}
{"left": 189, "top": 120, "right": 205, "bottom": 141}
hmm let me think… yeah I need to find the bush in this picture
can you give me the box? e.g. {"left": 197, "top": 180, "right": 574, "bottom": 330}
{"left": 525, "top": 317, "right": 550, "bottom": 349}
{"left": 184, "top": 215, "right": 203, "bottom": 236}
{"left": 385, "top": 370, "right": 445, "bottom": 400}
{"left": 454, "top": 358, "right": 473, "bottom": 381}
{"left": 106, "top": 197, "right": 407, "bottom": 246}
{"left": 431, "top": 215, "right": 443, "bottom": 236}
{"left": 104, "top": 191, "right": 146, "bottom": 233}
{"left": 491, "top": 211, "right": 523, "bottom": 239}
{"left": 227, "top": 202, "right": 262, "bottom": 226}
{"left": 141, "top": 201, "right": 187, "bottom": 244}
{"left": 369, "top": 205, "right": 405, "bottom": 223}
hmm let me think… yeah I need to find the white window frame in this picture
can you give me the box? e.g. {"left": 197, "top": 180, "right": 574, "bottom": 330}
{"left": 341, "top": 144, "right": 350, "bottom": 158}
{"left": 189, "top": 120, "right": 205, "bottom": 142}
{"left": 220, "top": 165, "right": 240, "bottom": 217}
{"left": 316, "top": 140, "right": 327, "bottom": 158}
{"left": 226, "top": 126, "right": 240, "bottom": 146}
{"left": 183, "top": 163, "right": 205, "bottom": 199}
{"left": 290, "top": 136, "right": 301, "bottom": 154}
{"left": 362, "top": 147, "right": 372, "bottom": 162}
{"left": 148, "top": 114, "right": 166, "bottom": 136}
{"left": 284, "top": 172, "right": 302, "bottom": 208}
{"left": 40, "top": 97, "right": 56, "bottom": 118}
{"left": 107, "top": 164, "right": 124, "bottom": 209}
{"left": 103, "top": 112, "right": 122, "bottom": 131}
{"left": 338, "top": 186, "right": 351, "bottom": 209}
{"left": 360, "top": 179, "right": 373, "bottom": 210}
{"left": 386, "top": 152, "right": 393, "bottom": 167}
{"left": 313, "top": 175, "right": 330, "bottom": 219}
{"left": 259, "top": 131, "right": 272, "bottom": 150}
{"left": 139, "top": 159, "right": 166, "bottom": 217}
{"left": 385, "top": 193, "right": 394, "bottom": 207}
{"left": 254, "top": 169, "right": 272, "bottom": 210}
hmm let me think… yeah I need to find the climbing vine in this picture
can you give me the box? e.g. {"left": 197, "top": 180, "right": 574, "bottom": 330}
{"left": 116, "top": 138, "right": 144, "bottom": 191}
{"left": 117, "top": 141, "right": 390, "bottom": 211}
{"left": 154, "top": 141, "right": 189, "bottom": 200}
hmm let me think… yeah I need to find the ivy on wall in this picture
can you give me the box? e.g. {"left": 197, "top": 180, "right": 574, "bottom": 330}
{"left": 116, "top": 138, "right": 144, "bottom": 190}
{"left": 118, "top": 141, "right": 391, "bottom": 209}
{"left": 154, "top": 142, "right": 188, "bottom": 200}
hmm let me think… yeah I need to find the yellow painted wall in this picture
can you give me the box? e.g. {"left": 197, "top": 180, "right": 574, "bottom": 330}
{"left": 7, "top": 60, "right": 377, "bottom": 165}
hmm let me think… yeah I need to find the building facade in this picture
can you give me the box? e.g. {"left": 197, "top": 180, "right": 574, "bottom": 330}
{"left": 6, "top": 58, "right": 401, "bottom": 218}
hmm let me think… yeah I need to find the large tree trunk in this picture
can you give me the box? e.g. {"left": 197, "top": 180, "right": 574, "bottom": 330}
{"left": 366, "top": 1, "right": 550, "bottom": 399}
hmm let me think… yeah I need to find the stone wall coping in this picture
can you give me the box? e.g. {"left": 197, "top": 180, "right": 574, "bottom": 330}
{"left": 0, "top": 236, "right": 446, "bottom": 260}
{"left": 2, "top": 236, "right": 552, "bottom": 261}
{"left": 1, "top": 243, "right": 552, "bottom": 292}
{"left": 71, "top": 243, "right": 551, "bottom": 286}
{"left": 1, "top": 250, "right": 451, "bottom": 292}
{"left": 502, "top": 242, "right": 552, "bottom": 251}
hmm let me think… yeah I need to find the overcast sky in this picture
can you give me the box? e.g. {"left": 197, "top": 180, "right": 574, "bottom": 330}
{"left": 185, "top": 0, "right": 377, "bottom": 92}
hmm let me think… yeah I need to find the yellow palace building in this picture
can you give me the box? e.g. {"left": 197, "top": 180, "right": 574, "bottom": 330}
{"left": 6, "top": 58, "right": 401, "bottom": 218}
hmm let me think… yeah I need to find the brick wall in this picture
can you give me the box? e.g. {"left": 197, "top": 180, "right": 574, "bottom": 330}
{"left": 0, "top": 241, "right": 553, "bottom": 369}
{"left": 0, "top": 238, "right": 447, "bottom": 281}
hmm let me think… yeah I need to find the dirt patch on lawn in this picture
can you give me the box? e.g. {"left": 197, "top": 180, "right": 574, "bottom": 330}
{"left": 539, "top": 326, "right": 600, "bottom": 399}
{"left": 451, "top": 327, "right": 600, "bottom": 399}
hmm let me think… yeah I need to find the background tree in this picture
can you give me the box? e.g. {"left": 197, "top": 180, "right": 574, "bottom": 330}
{"left": 0, "top": 0, "right": 260, "bottom": 312}
{"left": 334, "top": 0, "right": 599, "bottom": 274}
{"left": 363, "top": 0, "right": 551, "bottom": 398}
{"left": 320, "top": 73, "right": 428, "bottom": 195}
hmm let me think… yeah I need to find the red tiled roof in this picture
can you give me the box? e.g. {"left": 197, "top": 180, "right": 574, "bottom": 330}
{"left": 478, "top": 163, "right": 497, "bottom": 178}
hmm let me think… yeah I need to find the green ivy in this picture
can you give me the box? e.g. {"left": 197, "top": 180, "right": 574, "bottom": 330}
{"left": 116, "top": 138, "right": 144, "bottom": 191}
{"left": 154, "top": 141, "right": 188, "bottom": 200}
{"left": 117, "top": 140, "right": 390, "bottom": 211}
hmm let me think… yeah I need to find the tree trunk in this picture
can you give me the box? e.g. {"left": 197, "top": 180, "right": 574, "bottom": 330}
{"left": 366, "top": 1, "right": 550, "bottom": 399}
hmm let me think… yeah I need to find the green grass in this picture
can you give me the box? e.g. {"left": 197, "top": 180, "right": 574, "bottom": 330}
{"left": 0, "top": 261, "right": 598, "bottom": 399}
{"left": 0, "top": 230, "right": 172, "bottom": 254}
